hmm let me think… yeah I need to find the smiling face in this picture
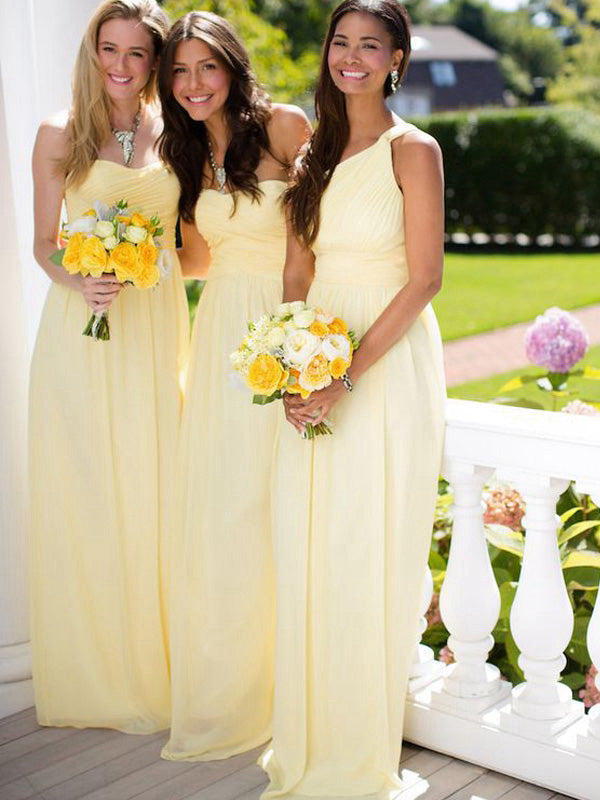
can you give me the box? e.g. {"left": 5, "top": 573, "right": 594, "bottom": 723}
{"left": 171, "top": 38, "right": 232, "bottom": 123}
{"left": 97, "top": 17, "right": 155, "bottom": 102}
{"left": 327, "top": 11, "right": 402, "bottom": 97}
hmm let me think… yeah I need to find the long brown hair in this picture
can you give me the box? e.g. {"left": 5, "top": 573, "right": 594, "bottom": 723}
{"left": 61, "top": 0, "right": 169, "bottom": 187}
{"left": 286, "top": 0, "right": 411, "bottom": 247}
{"left": 158, "top": 12, "right": 272, "bottom": 222}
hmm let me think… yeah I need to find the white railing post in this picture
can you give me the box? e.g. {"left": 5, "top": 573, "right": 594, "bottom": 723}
{"left": 430, "top": 463, "right": 510, "bottom": 712}
{"left": 501, "top": 475, "right": 583, "bottom": 734}
{"left": 409, "top": 565, "right": 444, "bottom": 692}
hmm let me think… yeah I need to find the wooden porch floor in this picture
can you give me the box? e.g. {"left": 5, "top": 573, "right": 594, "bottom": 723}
{"left": 0, "top": 707, "right": 576, "bottom": 800}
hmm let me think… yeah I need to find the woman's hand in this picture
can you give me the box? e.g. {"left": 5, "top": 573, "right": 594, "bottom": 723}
{"left": 75, "top": 274, "right": 124, "bottom": 314}
{"left": 284, "top": 380, "right": 347, "bottom": 432}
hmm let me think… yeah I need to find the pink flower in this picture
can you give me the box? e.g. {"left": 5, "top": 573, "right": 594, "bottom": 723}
{"left": 579, "top": 665, "right": 600, "bottom": 709}
{"left": 484, "top": 484, "right": 525, "bottom": 531}
{"left": 524, "top": 307, "right": 588, "bottom": 374}
{"left": 439, "top": 645, "right": 455, "bottom": 665}
{"left": 562, "top": 400, "right": 600, "bottom": 416}
{"left": 426, "top": 593, "right": 442, "bottom": 627}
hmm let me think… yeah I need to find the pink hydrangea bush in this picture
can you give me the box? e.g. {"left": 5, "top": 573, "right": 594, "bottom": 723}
{"left": 562, "top": 400, "right": 600, "bottom": 416}
{"left": 524, "top": 307, "right": 588, "bottom": 375}
{"left": 484, "top": 483, "right": 526, "bottom": 531}
{"left": 579, "top": 665, "right": 600, "bottom": 709}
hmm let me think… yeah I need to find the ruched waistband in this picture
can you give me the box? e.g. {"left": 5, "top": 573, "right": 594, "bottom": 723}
{"left": 314, "top": 251, "right": 409, "bottom": 288}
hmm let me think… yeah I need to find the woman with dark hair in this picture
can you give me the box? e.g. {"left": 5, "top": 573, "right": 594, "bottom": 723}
{"left": 30, "top": 0, "right": 188, "bottom": 732}
{"left": 157, "top": 12, "right": 311, "bottom": 761}
{"left": 260, "top": 0, "right": 445, "bottom": 796}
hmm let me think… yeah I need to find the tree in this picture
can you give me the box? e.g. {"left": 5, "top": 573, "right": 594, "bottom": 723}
{"left": 547, "top": 0, "right": 600, "bottom": 110}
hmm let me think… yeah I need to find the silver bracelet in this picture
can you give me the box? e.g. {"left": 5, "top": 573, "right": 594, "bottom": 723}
{"left": 340, "top": 372, "right": 354, "bottom": 392}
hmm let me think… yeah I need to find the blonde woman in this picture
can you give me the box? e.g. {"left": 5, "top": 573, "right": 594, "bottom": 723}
{"left": 30, "top": 0, "right": 188, "bottom": 732}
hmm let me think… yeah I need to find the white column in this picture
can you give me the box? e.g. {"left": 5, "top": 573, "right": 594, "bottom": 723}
{"left": 0, "top": 72, "right": 34, "bottom": 718}
{"left": 431, "top": 463, "right": 511, "bottom": 712}
{"left": 501, "top": 475, "right": 583, "bottom": 735}
{"left": 409, "top": 565, "right": 444, "bottom": 692}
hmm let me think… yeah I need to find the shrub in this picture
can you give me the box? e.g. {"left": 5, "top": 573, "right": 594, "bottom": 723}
{"left": 412, "top": 107, "right": 600, "bottom": 241}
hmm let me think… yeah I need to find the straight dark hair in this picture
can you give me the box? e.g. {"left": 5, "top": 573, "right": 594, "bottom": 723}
{"left": 158, "top": 12, "right": 272, "bottom": 222}
{"left": 285, "top": 0, "right": 411, "bottom": 247}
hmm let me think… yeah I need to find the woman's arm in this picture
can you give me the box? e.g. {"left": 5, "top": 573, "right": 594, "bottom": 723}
{"left": 177, "top": 219, "right": 211, "bottom": 279}
{"left": 287, "top": 130, "right": 444, "bottom": 428}
{"left": 32, "top": 115, "right": 122, "bottom": 314}
{"left": 283, "top": 225, "right": 315, "bottom": 302}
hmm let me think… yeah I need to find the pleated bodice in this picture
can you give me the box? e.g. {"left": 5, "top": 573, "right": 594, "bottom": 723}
{"left": 194, "top": 181, "right": 286, "bottom": 280}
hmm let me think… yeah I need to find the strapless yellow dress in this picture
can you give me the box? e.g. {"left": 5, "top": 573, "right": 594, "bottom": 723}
{"left": 29, "top": 160, "right": 189, "bottom": 733}
{"left": 163, "top": 182, "right": 285, "bottom": 760}
{"left": 260, "top": 123, "right": 446, "bottom": 798}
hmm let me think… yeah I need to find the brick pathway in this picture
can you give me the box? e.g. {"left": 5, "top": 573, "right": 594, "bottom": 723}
{"left": 444, "top": 304, "right": 600, "bottom": 387}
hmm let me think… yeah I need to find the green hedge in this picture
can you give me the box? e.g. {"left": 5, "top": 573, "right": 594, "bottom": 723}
{"left": 412, "top": 107, "right": 600, "bottom": 241}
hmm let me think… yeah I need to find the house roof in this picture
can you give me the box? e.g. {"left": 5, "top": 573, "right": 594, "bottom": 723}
{"left": 410, "top": 25, "right": 499, "bottom": 62}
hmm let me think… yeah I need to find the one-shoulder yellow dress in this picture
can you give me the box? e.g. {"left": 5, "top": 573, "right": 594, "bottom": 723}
{"left": 163, "top": 182, "right": 285, "bottom": 761}
{"left": 29, "top": 160, "right": 189, "bottom": 733}
{"left": 260, "top": 123, "right": 446, "bottom": 799}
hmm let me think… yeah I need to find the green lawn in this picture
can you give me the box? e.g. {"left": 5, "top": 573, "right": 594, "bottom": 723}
{"left": 448, "top": 344, "right": 600, "bottom": 410}
{"left": 434, "top": 253, "right": 600, "bottom": 342}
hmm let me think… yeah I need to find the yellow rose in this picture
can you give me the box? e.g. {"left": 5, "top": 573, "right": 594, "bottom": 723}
{"left": 133, "top": 242, "right": 160, "bottom": 289}
{"left": 309, "top": 320, "right": 329, "bottom": 337}
{"left": 109, "top": 242, "right": 141, "bottom": 282}
{"left": 329, "top": 356, "right": 350, "bottom": 379}
{"left": 329, "top": 317, "right": 349, "bottom": 335}
{"left": 115, "top": 215, "right": 131, "bottom": 225}
{"left": 62, "top": 232, "right": 85, "bottom": 274}
{"left": 131, "top": 212, "right": 150, "bottom": 228}
{"left": 299, "top": 353, "right": 332, "bottom": 393}
{"left": 247, "top": 354, "right": 284, "bottom": 396}
{"left": 79, "top": 235, "right": 108, "bottom": 277}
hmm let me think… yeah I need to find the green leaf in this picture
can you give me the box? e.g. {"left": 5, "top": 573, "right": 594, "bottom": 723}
{"left": 50, "top": 248, "right": 66, "bottom": 266}
{"left": 560, "top": 506, "right": 584, "bottom": 524}
{"left": 562, "top": 550, "right": 600, "bottom": 570}
{"left": 428, "top": 551, "right": 447, "bottom": 571}
{"left": 505, "top": 629, "right": 524, "bottom": 682}
{"left": 561, "top": 671, "right": 586, "bottom": 691}
{"left": 558, "top": 520, "right": 600, "bottom": 545}
{"left": 431, "top": 569, "right": 446, "bottom": 593}
{"left": 252, "top": 391, "right": 281, "bottom": 405}
{"left": 565, "top": 565, "right": 600, "bottom": 591}
{"left": 492, "top": 567, "right": 514, "bottom": 587}
{"left": 485, "top": 524, "right": 525, "bottom": 557}
{"left": 498, "top": 581, "right": 518, "bottom": 620}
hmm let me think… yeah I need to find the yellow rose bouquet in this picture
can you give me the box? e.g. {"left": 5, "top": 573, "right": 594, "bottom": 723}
{"left": 230, "top": 301, "right": 359, "bottom": 438}
{"left": 51, "top": 199, "right": 172, "bottom": 340}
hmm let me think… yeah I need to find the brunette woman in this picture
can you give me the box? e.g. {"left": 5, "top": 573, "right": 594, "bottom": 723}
{"left": 261, "top": 1, "right": 446, "bottom": 796}
{"left": 157, "top": 12, "right": 311, "bottom": 760}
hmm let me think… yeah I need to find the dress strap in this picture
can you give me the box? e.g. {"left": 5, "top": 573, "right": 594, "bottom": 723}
{"left": 382, "top": 120, "right": 418, "bottom": 143}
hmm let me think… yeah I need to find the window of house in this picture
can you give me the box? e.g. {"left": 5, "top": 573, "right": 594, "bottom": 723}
{"left": 430, "top": 61, "right": 457, "bottom": 87}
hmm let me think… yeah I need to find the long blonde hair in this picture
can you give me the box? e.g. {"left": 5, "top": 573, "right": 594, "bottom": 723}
{"left": 61, "top": 0, "right": 169, "bottom": 186}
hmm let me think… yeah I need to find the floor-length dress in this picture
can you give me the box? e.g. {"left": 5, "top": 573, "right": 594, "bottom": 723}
{"left": 163, "top": 181, "right": 286, "bottom": 760}
{"left": 30, "top": 160, "right": 189, "bottom": 733}
{"left": 261, "top": 122, "right": 446, "bottom": 799}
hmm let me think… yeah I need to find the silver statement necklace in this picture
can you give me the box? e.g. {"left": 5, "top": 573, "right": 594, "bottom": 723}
{"left": 111, "top": 106, "right": 141, "bottom": 167}
{"left": 206, "top": 138, "right": 227, "bottom": 193}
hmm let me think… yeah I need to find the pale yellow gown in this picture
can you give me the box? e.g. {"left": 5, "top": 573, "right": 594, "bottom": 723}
{"left": 163, "top": 181, "right": 285, "bottom": 760}
{"left": 260, "top": 122, "right": 446, "bottom": 799}
{"left": 29, "top": 160, "right": 189, "bottom": 733}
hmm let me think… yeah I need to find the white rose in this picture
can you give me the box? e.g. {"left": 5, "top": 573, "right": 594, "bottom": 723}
{"left": 289, "top": 300, "right": 306, "bottom": 313}
{"left": 94, "top": 220, "right": 114, "bottom": 238}
{"left": 267, "top": 326, "right": 286, "bottom": 349}
{"left": 124, "top": 225, "right": 147, "bottom": 244}
{"left": 315, "top": 308, "right": 334, "bottom": 324}
{"left": 321, "top": 333, "right": 351, "bottom": 361}
{"left": 274, "top": 302, "right": 292, "bottom": 317}
{"left": 293, "top": 309, "right": 316, "bottom": 328}
{"left": 67, "top": 215, "right": 96, "bottom": 235}
{"left": 282, "top": 328, "right": 320, "bottom": 367}
{"left": 103, "top": 235, "right": 118, "bottom": 250}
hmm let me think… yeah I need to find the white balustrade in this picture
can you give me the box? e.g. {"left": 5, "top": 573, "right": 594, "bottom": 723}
{"left": 404, "top": 399, "right": 600, "bottom": 800}
{"left": 432, "top": 462, "right": 509, "bottom": 711}
{"left": 409, "top": 565, "right": 444, "bottom": 691}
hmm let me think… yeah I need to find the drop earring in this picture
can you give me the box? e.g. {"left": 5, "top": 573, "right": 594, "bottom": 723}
{"left": 390, "top": 69, "right": 399, "bottom": 93}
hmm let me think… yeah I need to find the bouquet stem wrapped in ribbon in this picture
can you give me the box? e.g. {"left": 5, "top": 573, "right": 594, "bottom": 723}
{"left": 231, "top": 301, "right": 359, "bottom": 438}
{"left": 51, "top": 199, "right": 172, "bottom": 340}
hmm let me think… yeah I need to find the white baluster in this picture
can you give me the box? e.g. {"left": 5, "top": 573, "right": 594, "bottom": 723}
{"left": 409, "top": 565, "right": 444, "bottom": 693}
{"left": 500, "top": 475, "right": 583, "bottom": 736}
{"left": 430, "top": 463, "right": 511, "bottom": 713}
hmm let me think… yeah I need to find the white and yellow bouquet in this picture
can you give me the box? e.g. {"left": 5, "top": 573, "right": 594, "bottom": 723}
{"left": 231, "top": 300, "right": 359, "bottom": 438}
{"left": 51, "top": 199, "right": 172, "bottom": 340}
